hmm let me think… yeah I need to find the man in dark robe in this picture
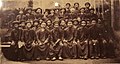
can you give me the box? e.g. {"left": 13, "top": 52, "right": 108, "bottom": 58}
{"left": 10, "top": 21, "right": 21, "bottom": 60}
{"left": 35, "top": 8, "right": 43, "bottom": 20}
{"left": 76, "top": 20, "right": 89, "bottom": 60}
{"left": 49, "top": 22, "right": 63, "bottom": 61}
{"left": 63, "top": 21, "right": 77, "bottom": 59}
{"left": 23, "top": 22, "right": 37, "bottom": 60}
{"left": 77, "top": 7, "right": 86, "bottom": 20}
{"left": 34, "top": 22, "right": 50, "bottom": 60}
{"left": 89, "top": 19, "right": 100, "bottom": 59}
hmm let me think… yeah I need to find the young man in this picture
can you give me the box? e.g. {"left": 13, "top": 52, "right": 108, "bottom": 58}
{"left": 23, "top": 22, "right": 37, "bottom": 60}
{"left": 73, "top": 2, "right": 80, "bottom": 13}
{"left": 78, "top": 7, "right": 86, "bottom": 20}
{"left": 34, "top": 22, "right": 50, "bottom": 60}
{"left": 10, "top": 21, "right": 21, "bottom": 60}
{"left": 49, "top": 22, "right": 63, "bottom": 61}
{"left": 89, "top": 8, "right": 98, "bottom": 21}
{"left": 84, "top": 2, "right": 91, "bottom": 13}
{"left": 89, "top": 19, "right": 100, "bottom": 59}
{"left": 63, "top": 20, "right": 77, "bottom": 59}
{"left": 65, "top": 3, "right": 71, "bottom": 13}
{"left": 76, "top": 20, "right": 89, "bottom": 60}
{"left": 35, "top": 8, "right": 43, "bottom": 20}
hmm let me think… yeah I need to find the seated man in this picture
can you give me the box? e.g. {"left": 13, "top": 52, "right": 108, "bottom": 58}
{"left": 62, "top": 20, "right": 77, "bottom": 59}
{"left": 76, "top": 20, "right": 89, "bottom": 60}
{"left": 49, "top": 22, "right": 63, "bottom": 61}
{"left": 34, "top": 22, "right": 50, "bottom": 60}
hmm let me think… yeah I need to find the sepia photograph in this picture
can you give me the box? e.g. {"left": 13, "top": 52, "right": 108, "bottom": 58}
{"left": 0, "top": 0, "right": 120, "bottom": 64}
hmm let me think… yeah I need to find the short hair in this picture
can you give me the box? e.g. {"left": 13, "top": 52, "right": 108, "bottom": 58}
{"left": 74, "top": 2, "right": 79, "bottom": 6}
{"left": 66, "top": 3, "right": 71, "bottom": 6}
{"left": 35, "top": 8, "right": 42, "bottom": 14}
{"left": 85, "top": 2, "right": 91, "bottom": 6}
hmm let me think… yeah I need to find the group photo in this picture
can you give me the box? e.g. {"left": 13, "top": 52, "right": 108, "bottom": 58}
{"left": 0, "top": 0, "right": 120, "bottom": 63}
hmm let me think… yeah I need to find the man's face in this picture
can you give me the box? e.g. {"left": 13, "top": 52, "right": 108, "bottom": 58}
{"left": 73, "top": 21, "right": 78, "bottom": 25}
{"left": 90, "top": 10, "right": 94, "bottom": 13}
{"left": 31, "top": 11, "right": 36, "bottom": 15}
{"left": 66, "top": 4, "right": 70, "bottom": 8}
{"left": 74, "top": 4, "right": 79, "bottom": 8}
{"left": 45, "top": 11, "right": 48, "bottom": 15}
{"left": 36, "top": 9, "right": 41, "bottom": 13}
{"left": 60, "top": 20, "right": 66, "bottom": 26}
{"left": 55, "top": 9, "right": 59, "bottom": 14}
{"left": 47, "top": 20, "right": 52, "bottom": 26}
{"left": 54, "top": 23, "right": 59, "bottom": 28}
{"left": 50, "top": 10, "right": 54, "bottom": 14}
{"left": 87, "top": 21, "right": 90, "bottom": 26}
{"left": 21, "top": 22, "right": 25, "bottom": 27}
{"left": 19, "top": 11, "right": 23, "bottom": 14}
{"left": 81, "top": 21, "right": 86, "bottom": 26}
{"left": 28, "top": 10, "right": 32, "bottom": 13}
{"left": 67, "top": 21, "right": 73, "bottom": 27}
{"left": 41, "top": 22, "right": 46, "bottom": 28}
{"left": 14, "top": 24, "right": 19, "bottom": 28}
{"left": 91, "top": 20, "right": 96, "bottom": 25}
{"left": 85, "top": 4, "right": 90, "bottom": 8}
{"left": 77, "top": 17, "right": 81, "bottom": 21}
{"left": 27, "top": 23, "right": 32, "bottom": 28}
{"left": 34, "top": 22, "right": 38, "bottom": 26}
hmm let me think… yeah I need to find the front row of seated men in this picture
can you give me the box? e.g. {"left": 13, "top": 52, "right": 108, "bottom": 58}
{"left": 8, "top": 18, "right": 115, "bottom": 61}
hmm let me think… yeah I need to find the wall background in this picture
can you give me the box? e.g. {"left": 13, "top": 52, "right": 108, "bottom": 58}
{"left": 2, "top": 0, "right": 96, "bottom": 10}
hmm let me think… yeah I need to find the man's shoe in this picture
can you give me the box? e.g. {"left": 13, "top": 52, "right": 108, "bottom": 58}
{"left": 51, "top": 57, "right": 56, "bottom": 61}
{"left": 58, "top": 57, "right": 63, "bottom": 61}
{"left": 46, "top": 57, "right": 50, "bottom": 61}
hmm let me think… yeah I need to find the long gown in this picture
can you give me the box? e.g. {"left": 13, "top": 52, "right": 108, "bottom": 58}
{"left": 63, "top": 27, "right": 77, "bottom": 58}
{"left": 34, "top": 28, "right": 50, "bottom": 59}
{"left": 23, "top": 28, "right": 36, "bottom": 60}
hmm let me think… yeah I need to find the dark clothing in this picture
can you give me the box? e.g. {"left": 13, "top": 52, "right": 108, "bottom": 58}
{"left": 76, "top": 27, "right": 89, "bottom": 57}
{"left": 49, "top": 27, "right": 63, "bottom": 57}
{"left": 23, "top": 29, "right": 36, "bottom": 60}
{"left": 63, "top": 27, "right": 77, "bottom": 58}
{"left": 34, "top": 28, "right": 50, "bottom": 59}
{"left": 10, "top": 29, "right": 21, "bottom": 60}
{"left": 89, "top": 25, "right": 100, "bottom": 57}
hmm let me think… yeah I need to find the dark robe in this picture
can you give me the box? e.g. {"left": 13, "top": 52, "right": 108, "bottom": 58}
{"left": 76, "top": 26, "right": 89, "bottom": 58}
{"left": 34, "top": 28, "right": 50, "bottom": 59}
{"left": 10, "top": 28, "right": 21, "bottom": 60}
{"left": 63, "top": 26, "right": 77, "bottom": 58}
{"left": 89, "top": 25, "right": 100, "bottom": 57}
{"left": 23, "top": 28, "right": 36, "bottom": 60}
{"left": 49, "top": 27, "right": 63, "bottom": 57}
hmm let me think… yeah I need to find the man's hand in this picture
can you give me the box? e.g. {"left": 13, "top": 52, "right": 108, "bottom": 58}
{"left": 11, "top": 41, "right": 15, "bottom": 45}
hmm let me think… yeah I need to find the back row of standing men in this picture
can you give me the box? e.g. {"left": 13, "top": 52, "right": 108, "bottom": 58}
{"left": 8, "top": 2, "right": 115, "bottom": 61}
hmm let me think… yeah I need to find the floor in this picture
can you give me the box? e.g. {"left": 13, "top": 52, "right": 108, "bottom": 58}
{"left": 1, "top": 55, "right": 120, "bottom": 64}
